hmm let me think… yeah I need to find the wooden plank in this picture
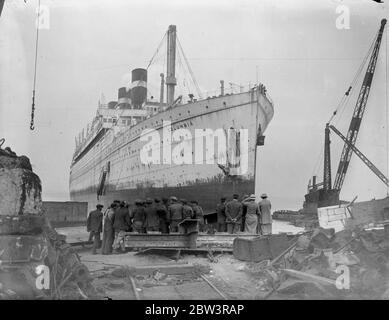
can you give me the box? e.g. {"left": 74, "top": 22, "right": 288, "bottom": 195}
{"left": 283, "top": 269, "right": 336, "bottom": 287}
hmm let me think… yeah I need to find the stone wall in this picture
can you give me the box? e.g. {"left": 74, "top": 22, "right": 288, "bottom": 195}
{"left": 42, "top": 201, "right": 88, "bottom": 227}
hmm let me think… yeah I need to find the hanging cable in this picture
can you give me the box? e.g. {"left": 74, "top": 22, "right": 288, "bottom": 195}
{"left": 30, "top": 0, "right": 41, "bottom": 130}
{"left": 176, "top": 43, "right": 194, "bottom": 98}
{"left": 328, "top": 31, "right": 378, "bottom": 125}
{"left": 146, "top": 31, "right": 167, "bottom": 70}
{"left": 385, "top": 28, "right": 389, "bottom": 195}
{"left": 311, "top": 147, "right": 324, "bottom": 179}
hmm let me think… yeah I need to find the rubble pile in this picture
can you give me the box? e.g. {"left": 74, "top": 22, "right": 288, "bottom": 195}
{"left": 0, "top": 144, "right": 96, "bottom": 299}
{"left": 244, "top": 226, "right": 389, "bottom": 299}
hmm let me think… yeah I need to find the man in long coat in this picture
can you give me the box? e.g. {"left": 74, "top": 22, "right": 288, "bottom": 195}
{"left": 101, "top": 203, "right": 116, "bottom": 255}
{"left": 216, "top": 197, "right": 227, "bottom": 232}
{"left": 225, "top": 194, "right": 243, "bottom": 234}
{"left": 242, "top": 194, "right": 259, "bottom": 234}
{"left": 258, "top": 193, "right": 272, "bottom": 235}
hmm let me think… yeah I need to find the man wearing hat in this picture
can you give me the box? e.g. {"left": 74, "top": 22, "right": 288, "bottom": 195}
{"left": 132, "top": 199, "right": 146, "bottom": 233}
{"left": 225, "top": 194, "right": 243, "bottom": 234}
{"left": 168, "top": 196, "right": 183, "bottom": 232}
{"left": 191, "top": 200, "right": 205, "bottom": 232}
{"left": 242, "top": 194, "right": 259, "bottom": 234}
{"left": 216, "top": 197, "right": 227, "bottom": 232}
{"left": 86, "top": 204, "right": 104, "bottom": 254}
{"left": 258, "top": 193, "right": 272, "bottom": 235}
{"left": 154, "top": 198, "right": 169, "bottom": 234}
{"left": 112, "top": 201, "right": 131, "bottom": 253}
{"left": 101, "top": 202, "right": 116, "bottom": 255}
{"left": 144, "top": 198, "right": 159, "bottom": 232}
{"left": 240, "top": 194, "right": 249, "bottom": 232}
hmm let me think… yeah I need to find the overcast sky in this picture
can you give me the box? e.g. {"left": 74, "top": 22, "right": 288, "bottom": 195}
{"left": 0, "top": 0, "right": 388, "bottom": 210}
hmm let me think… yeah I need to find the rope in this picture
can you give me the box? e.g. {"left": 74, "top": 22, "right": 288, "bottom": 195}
{"left": 30, "top": 0, "right": 41, "bottom": 131}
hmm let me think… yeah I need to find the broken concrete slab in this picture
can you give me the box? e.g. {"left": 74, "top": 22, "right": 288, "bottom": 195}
{"left": 233, "top": 234, "right": 292, "bottom": 262}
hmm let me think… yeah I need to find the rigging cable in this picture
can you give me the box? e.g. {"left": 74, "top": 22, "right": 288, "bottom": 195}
{"left": 146, "top": 31, "right": 167, "bottom": 70}
{"left": 176, "top": 36, "right": 203, "bottom": 99}
{"left": 311, "top": 147, "right": 324, "bottom": 181}
{"left": 30, "top": 0, "right": 41, "bottom": 130}
{"left": 176, "top": 44, "right": 193, "bottom": 98}
{"left": 310, "top": 34, "right": 376, "bottom": 178}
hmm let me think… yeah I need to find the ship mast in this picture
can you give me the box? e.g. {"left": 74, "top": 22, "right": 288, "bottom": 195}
{"left": 166, "top": 25, "right": 177, "bottom": 106}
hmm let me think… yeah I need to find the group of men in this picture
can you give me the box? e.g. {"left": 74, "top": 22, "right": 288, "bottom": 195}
{"left": 86, "top": 193, "right": 272, "bottom": 255}
{"left": 86, "top": 197, "right": 205, "bottom": 255}
{"left": 216, "top": 193, "right": 272, "bottom": 235}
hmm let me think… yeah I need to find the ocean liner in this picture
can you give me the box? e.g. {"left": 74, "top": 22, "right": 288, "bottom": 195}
{"left": 69, "top": 25, "right": 274, "bottom": 212}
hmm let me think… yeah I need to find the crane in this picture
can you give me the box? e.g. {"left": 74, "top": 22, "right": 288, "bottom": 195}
{"left": 332, "top": 18, "right": 387, "bottom": 191}
{"left": 304, "top": 19, "right": 387, "bottom": 211}
{"left": 329, "top": 124, "right": 389, "bottom": 188}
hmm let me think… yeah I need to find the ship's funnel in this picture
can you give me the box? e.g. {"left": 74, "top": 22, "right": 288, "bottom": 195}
{"left": 118, "top": 87, "right": 127, "bottom": 99}
{"left": 130, "top": 68, "right": 147, "bottom": 109}
{"left": 118, "top": 87, "right": 130, "bottom": 109}
{"left": 108, "top": 101, "right": 117, "bottom": 109}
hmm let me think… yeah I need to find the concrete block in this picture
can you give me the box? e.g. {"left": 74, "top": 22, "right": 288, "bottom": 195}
{"left": 233, "top": 234, "right": 290, "bottom": 262}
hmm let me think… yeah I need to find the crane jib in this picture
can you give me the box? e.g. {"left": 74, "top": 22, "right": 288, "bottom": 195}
{"left": 329, "top": 125, "right": 389, "bottom": 189}
{"left": 332, "top": 19, "right": 387, "bottom": 192}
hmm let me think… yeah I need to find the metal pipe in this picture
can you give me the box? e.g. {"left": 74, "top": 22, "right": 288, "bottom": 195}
{"left": 129, "top": 276, "right": 141, "bottom": 300}
{"left": 160, "top": 73, "right": 165, "bottom": 106}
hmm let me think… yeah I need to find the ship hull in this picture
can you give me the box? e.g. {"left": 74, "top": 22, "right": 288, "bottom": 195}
{"left": 70, "top": 176, "right": 254, "bottom": 213}
{"left": 70, "top": 88, "right": 274, "bottom": 212}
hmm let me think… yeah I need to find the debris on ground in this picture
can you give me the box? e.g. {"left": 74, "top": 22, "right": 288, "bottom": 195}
{"left": 235, "top": 225, "right": 389, "bottom": 299}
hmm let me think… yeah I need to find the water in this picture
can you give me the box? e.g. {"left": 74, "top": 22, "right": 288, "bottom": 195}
{"left": 272, "top": 220, "right": 305, "bottom": 234}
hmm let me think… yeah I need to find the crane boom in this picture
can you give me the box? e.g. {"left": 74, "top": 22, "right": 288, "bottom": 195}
{"left": 333, "top": 18, "right": 387, "bottom": 191}
{"left": 329, "top": 125, "right": 389, "bottom": 188}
